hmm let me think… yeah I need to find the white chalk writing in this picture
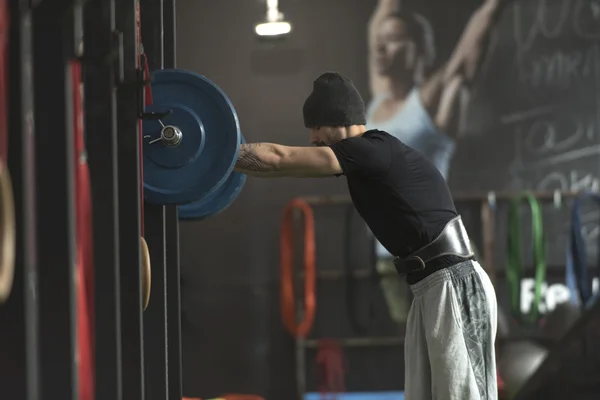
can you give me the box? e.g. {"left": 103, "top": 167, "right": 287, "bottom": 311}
{"left": 508, "top": 114, "right": 598, "bottom": 171}
{"left": 525, "top": 45, "right": 599, "bottom": 88}
{"left": 523, "top": 116, "right": 592, "bottom": 156}
{"left": 537, "top": 170, "right": 600, "bottom": 192}
{"left": 512, "top": 0, "right": 571, "bottom": 53}
{"left": 513, "top": 0, "right": 600, "bottom": 52}
{"left": 512, "top": 0, "right": 600, "bottom": 87}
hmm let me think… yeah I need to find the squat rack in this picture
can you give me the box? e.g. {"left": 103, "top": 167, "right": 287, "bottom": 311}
{"left": 0, "top": 0, "right": 183, "bottom": 399}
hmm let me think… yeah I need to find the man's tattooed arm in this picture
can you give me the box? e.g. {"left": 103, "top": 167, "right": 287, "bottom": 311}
{"left": 234, "top": 142, "right": 343, "bottom": 178}
{"left": 234, "top": 143, "right": 286, "bottom": 176}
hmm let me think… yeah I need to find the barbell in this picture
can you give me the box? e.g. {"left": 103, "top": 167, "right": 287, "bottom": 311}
{"left": 141, "top": 69, "right": 246, "bottom": 220}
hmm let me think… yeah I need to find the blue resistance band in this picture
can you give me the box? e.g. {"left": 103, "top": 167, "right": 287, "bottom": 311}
{"left": 566, "top": 191, "right": 600, "bottom": 308}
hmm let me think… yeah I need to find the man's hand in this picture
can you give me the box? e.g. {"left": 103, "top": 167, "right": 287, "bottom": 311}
{"left": 234, "top": 143, "right": 343, "bottom": 178}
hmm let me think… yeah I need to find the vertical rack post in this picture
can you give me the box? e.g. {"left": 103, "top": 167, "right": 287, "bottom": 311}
{"left": 140, "top": 0, "right": 169, "bottom": 398}
{"left": 83, "top": 0, "right": 123, "bottom": 398}
{"left": 32, "top": 0, "right": 78, "bottom": 398}
{"left": 140, "top": 0, "right": 183, "bottom": 397}
{"left": 0, "top": 1, "right": 39, "bottom": 399}
{"left": 115, "top": 1, "right": 145, "bottom": 399}
{"left": 162, "top": 1, "right": 183, "bottom": 398}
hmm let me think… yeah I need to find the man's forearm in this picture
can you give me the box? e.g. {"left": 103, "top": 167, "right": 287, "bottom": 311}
{"left": 234, "top": 143, "right": 284, "bottom": 176}
{"left": 234, "top": 142, "right": 342, "bottom": 178}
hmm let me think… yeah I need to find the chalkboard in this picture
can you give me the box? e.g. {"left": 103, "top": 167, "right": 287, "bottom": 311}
{"left": 447, "top": 0, "right": 600, "bottom": 270}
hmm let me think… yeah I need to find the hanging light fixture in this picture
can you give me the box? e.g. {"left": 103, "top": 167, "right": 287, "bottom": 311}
{"left": 255, "top": 0, "right": 292, "bottom": 37}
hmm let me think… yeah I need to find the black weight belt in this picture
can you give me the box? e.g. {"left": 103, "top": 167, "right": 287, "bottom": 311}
{"left": 393, "top": 216, "right": 474, "bottom": 275}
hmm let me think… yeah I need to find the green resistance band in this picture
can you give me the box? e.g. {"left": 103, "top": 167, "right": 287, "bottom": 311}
{"left": 507, "top": 192, "right": 547, "bottom": 323}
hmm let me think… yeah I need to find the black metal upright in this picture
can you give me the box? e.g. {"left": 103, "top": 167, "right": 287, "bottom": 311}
{"left": 162, "top": 3, "right": 183, "bottom": 398}
{"left": 140, "top": 3, "right": 169, "bottom": 395}
{"left": 115, "top": 0, "right": 145, "bottom": 399}
{"left": 32, "top": 0, "right": 78, "bottom": 398}
{"left": 0, "top": 1, "right": 38, "bottom": 399}
{"left": 83, "top": 0, "right": 123, "bottom": 399}
{"left": 140, "top": 0, "right": 182, "bottom": 398}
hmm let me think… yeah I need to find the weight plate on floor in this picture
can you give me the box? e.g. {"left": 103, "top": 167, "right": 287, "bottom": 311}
{"left": 142, "top": 68, "right": 241, "bottom": 205}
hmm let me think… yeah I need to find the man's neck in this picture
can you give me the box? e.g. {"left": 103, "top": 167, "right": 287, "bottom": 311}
{"left": 345, "top": 125, "right": 368, "bottom": 139}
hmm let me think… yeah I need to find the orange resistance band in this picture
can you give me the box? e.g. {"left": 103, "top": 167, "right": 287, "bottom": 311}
{"left": 71, "top": 59, "right": 95, "bottom": 400}
{"left": 280, "top": 198, "right": 316, "bottom": 338}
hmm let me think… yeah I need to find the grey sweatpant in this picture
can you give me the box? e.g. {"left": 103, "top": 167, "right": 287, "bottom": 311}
{"left": 405, "top": 260, "right": 498, "bottom": 400}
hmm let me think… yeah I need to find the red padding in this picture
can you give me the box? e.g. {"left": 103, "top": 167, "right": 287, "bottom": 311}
{"left": 71, "top": 59, "right": 94, "bottom": 400}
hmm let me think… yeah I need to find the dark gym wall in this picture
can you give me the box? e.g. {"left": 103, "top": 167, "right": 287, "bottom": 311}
{"left": 175, "top": 0, "right": 374, "bottom": 398}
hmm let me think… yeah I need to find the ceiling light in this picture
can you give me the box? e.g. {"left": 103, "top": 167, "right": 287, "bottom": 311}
{"left": 255, "top": 0, "right": 291, "bottom": 37}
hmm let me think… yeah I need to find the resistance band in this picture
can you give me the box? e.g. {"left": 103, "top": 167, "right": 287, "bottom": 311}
{"left": 565, "top": 238, "right": 578, "bottom": 306}
{"left": 280, "top": 198, "right": 316, "bottom": 337}
{"left": 566, "top": 191, "right": 600, "bottom": 308}
{"left": 71, "top": 59, "right": 94, "bottom": 400}
{"left": 506, "top": 192, "right": 546, "bottom": 323}
{"left": 344, "top": 205, "right": 378, "bottom": 334}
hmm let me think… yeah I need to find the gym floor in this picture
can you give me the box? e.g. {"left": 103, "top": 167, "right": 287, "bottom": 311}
{"left": 305, "top": 392, "right": 404, "bottom": 400}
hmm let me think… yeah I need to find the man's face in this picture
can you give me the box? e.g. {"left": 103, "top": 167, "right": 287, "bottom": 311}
{"left": 309, "top": 127, "right": 344, "bottom": 146}
{"left": 375, "top": 17, "right": 421, "bottom": 77}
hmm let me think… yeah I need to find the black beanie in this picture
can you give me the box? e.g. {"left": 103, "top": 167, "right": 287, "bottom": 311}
{"left": 302, "top": 72, "right": 366, "bottom": 128}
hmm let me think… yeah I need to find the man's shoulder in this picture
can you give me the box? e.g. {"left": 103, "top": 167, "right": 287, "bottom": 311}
{"left": 364, "top": 129, "right": 408, "bottom": 149}
{"left": 364, "top": 128, "right": 388, "bottom": 137}
{"left": 362, "top": 129, "right": 395, "bottom": 142}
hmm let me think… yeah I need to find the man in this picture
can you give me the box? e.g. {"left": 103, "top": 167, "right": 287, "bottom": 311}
{"left": 234, "top": 72, "right": 498, "bottom": 400}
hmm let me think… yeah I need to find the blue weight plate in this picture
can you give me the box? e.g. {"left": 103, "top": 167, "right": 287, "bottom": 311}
{"left": 178, "top": 134, "right": 247, "bottom": 220}
{"left": 142, "top": 69, "right": 241, "bottom": 205}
